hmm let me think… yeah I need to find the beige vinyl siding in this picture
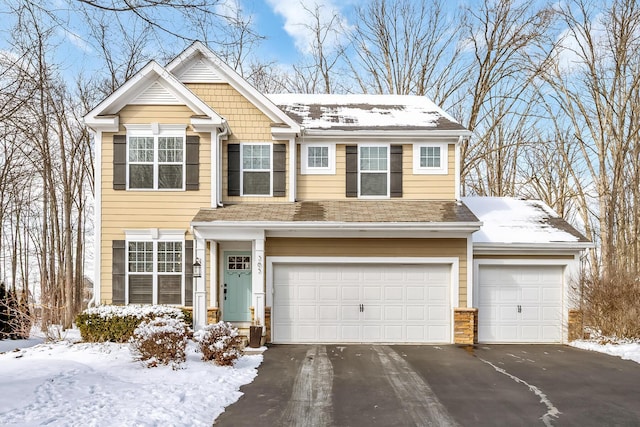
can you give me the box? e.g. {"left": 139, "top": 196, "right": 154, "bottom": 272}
{"left": 296, "top": 145, "right": 346, "bottom": 199}
{"left": 297, "top": 144, "right": 456, "bottom": 201}
{"left": 186, "top": 83, "right": 290, "bottom": 203}
{"left": 403, "top": 143, "right": 456, "bottom": 199}
{"left": 266, "top": 237, "right": 468, "bottom": 307}
{"left": 100, "top": 103, "right": 212, "bottom": 303}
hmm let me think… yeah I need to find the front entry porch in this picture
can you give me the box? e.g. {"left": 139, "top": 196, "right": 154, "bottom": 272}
{"left": 190, "top": 228, "right": 267, "bottom": 342}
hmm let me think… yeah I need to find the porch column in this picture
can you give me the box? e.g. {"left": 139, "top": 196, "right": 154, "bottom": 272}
{"left": 252, "top": 237, "right": 266, "bottom": 328}
{"left": 193, "top": 237, "right": 207, "bottom": 330}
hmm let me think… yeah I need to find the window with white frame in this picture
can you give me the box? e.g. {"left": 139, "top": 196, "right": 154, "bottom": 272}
{"left": 413, "top": 143, "right": 448, "bottom": 174}
{"left": 127, "top": 125, "right": 186, "bottom": 189}
{"left": 242, "top": 143, "right": 271, "bottom": 195}
{"left": 301, "top": 143, "right": 336, "bottom": 174}
{"left": 359, "top": 145, "right": 389, "bottom": 196}
{"left": 127, "top": 240, "right": 183, "bottom": 304}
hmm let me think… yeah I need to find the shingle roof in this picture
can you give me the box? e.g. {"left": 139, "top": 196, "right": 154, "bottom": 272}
{"left": 267, "top": 94, "right": 467, "bottom": 132}
{"left": 192, "top": 200, "right": 479, "bottom": 224}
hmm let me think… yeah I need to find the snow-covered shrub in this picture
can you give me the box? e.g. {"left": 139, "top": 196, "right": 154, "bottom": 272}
{"left": 76, "top": 305, "right": 189, "bottom": 343}
{"left": 129, "top": 317, "right": 190, "bottom": 369}
{"left": 194, "top": 322, "right": 244, "bottom": 366}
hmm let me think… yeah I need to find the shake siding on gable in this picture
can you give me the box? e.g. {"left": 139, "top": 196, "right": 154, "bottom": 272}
{"left": 266, "top": 238, "right": 469, "bottom": 307}
{"left": 99, "top": 104, "right": 213, "bottom": 304}
{"left": 186, "top": 83, "right": 290, "bottom": 203}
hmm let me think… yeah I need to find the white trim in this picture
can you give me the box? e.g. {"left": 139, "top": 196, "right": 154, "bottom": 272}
{"left": 84, "top": 61, "right": 224, "bottom": 124}
{"left": 266, "top": 256, "right": 460, "bottom": 344}
{"left": 124, "top": 124, "right": 187, "bottom": 134}
{"left": 455, "top": 137, "right": 461, "bottom": 200}
{"left": 240, "top": 142, "right": 273, "bottom": 197}
{"left": 92, "top": 130, "right": 102, "bottom": 306}
{"left": 124, "top": 236, "right": 186, "bottom": 306}
{"left": 301, "top": 129, "right": 472, "bottom": 139}
{"left": 358, "top": 143, "right": 390, "bottom": 198}
{"left": 125, "top": 127, "right": 187, "bottom": 191}
{"left": 472, "top": 242, "right": 593, "bottom": 254}
{"left": 192, "top": 221, "right": 481, "bottom": 233}
{"left": 300, "top": 143, "right": 336, "bottom": 175}
{"left": 124, "top": 229, "right": 186, "bottom": 240}
{"left": 473, "top": 258, "right": 576, "bottom": 343}
{"left": 264, "top": 230, "right": 476, "bottom": 239}
{"left": 466, "top": 235, "right": 474, "bottom": 308}
{"left": 288, "top": 137, "right": 296, "bottom": 202}
{"left": 412, "top": 143, "right": 448, "bottom": 175}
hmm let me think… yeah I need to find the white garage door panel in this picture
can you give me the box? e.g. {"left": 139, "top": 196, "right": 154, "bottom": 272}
{"left": 273, "top": 263, "right": 451, "bottom": 343}
{"left": 478, "top": 265, "right": 563, "bottom": 343}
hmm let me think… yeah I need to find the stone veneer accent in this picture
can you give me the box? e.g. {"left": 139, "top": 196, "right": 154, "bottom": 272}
{"left": 568, "top": 309, "right": 584, "bottom": 341}
{"left": 207, "top": 307, "right": 220, "bottom": 324}
{"left": 265, "top": 307, "right": 272, "bottom": 343}
{"left": 454, "top": 308, "right": 478, "bottom": 345}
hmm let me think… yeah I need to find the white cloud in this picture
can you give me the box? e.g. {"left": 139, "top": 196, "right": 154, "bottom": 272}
{"left": 265, "top": 0, "right": 350, "bottom": 54}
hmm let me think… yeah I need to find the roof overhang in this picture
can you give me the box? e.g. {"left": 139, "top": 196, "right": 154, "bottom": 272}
{"left": 191, "top": 220, "right": 481, "bottom": 240}
{"left": 472, "top": 241, "right": 595, "bottom": 255}
{"left": 300, "top": 129, "right": 472, "bottom": 140}
{"left": 84, "top": 61, "right": 225, "bottom": 132}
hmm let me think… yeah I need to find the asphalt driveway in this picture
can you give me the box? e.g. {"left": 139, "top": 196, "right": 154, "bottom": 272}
{"left": 214, "top": 344, "right": 640, "bottom": 426}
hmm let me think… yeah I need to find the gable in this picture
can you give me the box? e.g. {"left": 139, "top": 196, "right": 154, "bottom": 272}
{"left": 176, "top": 58, "right": 224, "bottom": 83}
{"left": 130, "top": 80, "right": 182, "bottom": 105}
{"left": 166, "top": 42, "right": 299, "bottom": 133}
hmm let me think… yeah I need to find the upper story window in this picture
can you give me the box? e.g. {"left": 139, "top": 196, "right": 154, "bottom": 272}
{"left": 413, "top": 143, "right": 448, "bottom": 175}
{"left": 126, "top": 124, "right": 186, "bottom": 190}
{"left": 300, "top": 143, "right": 336, "bottom": 175}
{"left": 359, "top": 144, "right": 389, "bottom": 197}
{"left": 242, "top": 143, "right": 271, "bottom": 195}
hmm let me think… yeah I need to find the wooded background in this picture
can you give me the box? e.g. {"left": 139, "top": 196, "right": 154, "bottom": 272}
{"left": 1, "top": 0, "right": 638, "bottom": 328}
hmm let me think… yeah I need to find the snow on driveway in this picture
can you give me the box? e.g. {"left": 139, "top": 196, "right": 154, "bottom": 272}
{"left": 0, "top": 330, "right": 262, "bottom": 426}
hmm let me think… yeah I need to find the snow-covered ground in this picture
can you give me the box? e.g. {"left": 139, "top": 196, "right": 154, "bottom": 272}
{"left": 0, "top": 329, "right": 262, "bottom": 426}
{"left": 570, "top": 339, "right": 640, "bottom": 364}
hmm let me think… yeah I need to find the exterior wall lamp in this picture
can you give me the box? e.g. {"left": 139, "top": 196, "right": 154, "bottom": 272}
{"left": 193, "top": 258, "right": 202, "bottom": 278}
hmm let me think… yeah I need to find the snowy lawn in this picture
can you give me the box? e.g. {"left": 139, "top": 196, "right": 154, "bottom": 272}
{"left": 570, "top": 338, "right": 640, "bottom": 364}
{"left": 0, "top": 329, "right": 262, "bottom": 426}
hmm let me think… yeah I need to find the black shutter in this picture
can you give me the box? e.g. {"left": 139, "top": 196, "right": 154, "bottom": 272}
{"left": 184, "top": 240, "right": 193, "bottom": 307}
{"left": 346, "top": 145, "right": 358, "bottom": 197}
{"left": 112, "top": 240, "right": 126, "bottom": 304}
{"left": 273, "top": 143, "right": 286, "bottom": 197}
{"left": 113, "top": 135, "right": 126, "bottom": 190}
{"left": 186, "top": 136, "right": 200, "bottom": 191}
{"left": 390, "top": 145, "right": 403, "bottom": 198}
{"left": 228, "top": 144, "right": 240, "bottom": 196}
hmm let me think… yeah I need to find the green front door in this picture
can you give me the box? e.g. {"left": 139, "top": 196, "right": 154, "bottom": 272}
{"left": 223, "top": 251, "right": 252, "bottom": 322}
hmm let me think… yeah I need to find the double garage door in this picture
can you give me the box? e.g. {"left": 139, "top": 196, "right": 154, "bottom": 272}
{"left": 272, "top": 263, "right": 451, "bottom": 343}
{"left": 477, "top": 264, "right": 564, "bottom": 343}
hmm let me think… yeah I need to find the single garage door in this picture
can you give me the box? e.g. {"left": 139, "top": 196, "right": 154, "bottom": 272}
{"left": 272, "top": 263, "right": 451, "bottom": 343}
{"left": 478, "top": 264, "right": 563, "bottom": 343}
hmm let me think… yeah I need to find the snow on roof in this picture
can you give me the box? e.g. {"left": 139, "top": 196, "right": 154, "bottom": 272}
{"left": 267, "top": 93, "right": 467, "bottom": 132}
{"left": 462, "top": 197, "right": 587, "bottom": 244}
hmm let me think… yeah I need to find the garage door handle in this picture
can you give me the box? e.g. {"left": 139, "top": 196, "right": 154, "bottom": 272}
{"left": 359, "top": 304, "right": 364, "bottom": 312}
{"left": 517, "top": 305, "right": 522, "bottom": 313}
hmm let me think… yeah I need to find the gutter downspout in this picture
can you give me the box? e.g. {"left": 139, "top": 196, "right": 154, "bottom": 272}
{"left": 216, "top": 121, "right": 229, "bottom": 207}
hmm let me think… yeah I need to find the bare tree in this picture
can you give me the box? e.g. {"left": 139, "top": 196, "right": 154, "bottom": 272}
{"left": 541, "top": 0, "right": 640, "bottom": 275}
{"left": 347, "top": 0, "right": 466, "bottom": 99}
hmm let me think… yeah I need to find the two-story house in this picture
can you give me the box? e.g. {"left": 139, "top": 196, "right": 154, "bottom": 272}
{"left": 84, "top": 42, "right": 590, "bottom": 345}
